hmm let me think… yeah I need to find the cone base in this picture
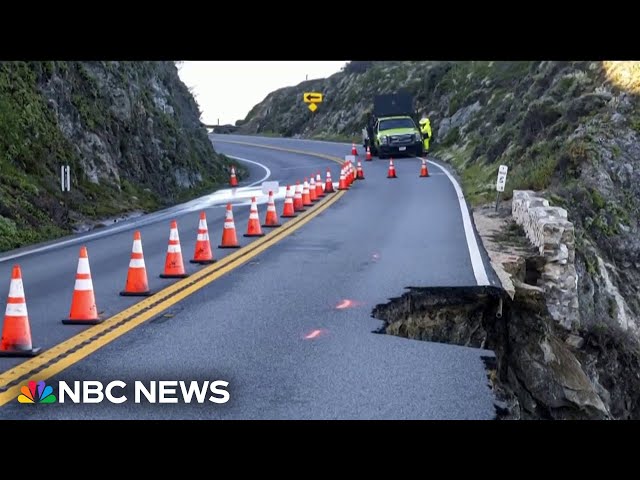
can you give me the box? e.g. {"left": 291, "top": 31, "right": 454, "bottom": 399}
{"left": 294, "top": 208, "right": 307, "bottom": 213}
{"left": 302, "top": 203, "right": 314, "bottom": 207}
{"left": 420, "top": 174, "right": 429, "bottom": 178}
{"left": 0, "top": 346, "right": 42, "bottom": 357}
{"left": 159, "top": 273, "right": 189, "bottom": 278}
{"left": 190, "top": 258, "right": 216, "bottom": 264}
{"left": 243, "top": 233, "right": 265, "bottom": 237}
{"left": 120, "top": 290, "right": 152, "bottom": 296}
{"left": 387, "top": 176, "right": 398, "bottom": 179}
{"left": 280, "top": 214, "right": 297, "bottom": 218}
{"left": 62, "top": 318, "right": 103, "bottom": 325}
{"left": 262, "top": 223, "right": 282, "bottom": 228}
{"left": 338, "top": 187, "right": 349, "bottom": 190}
{"left": 218, "top": 245, "right": 241, "bottom": 249}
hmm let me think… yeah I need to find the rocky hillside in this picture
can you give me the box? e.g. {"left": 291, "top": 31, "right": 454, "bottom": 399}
{"left": 241, "top": 61, "right": 640, "bottom": 418}
{"left": 241, "top": 61, "right": 640, "bottom": 334}
{"left": 0, "top": 61, "right": 244, "bottom": 252}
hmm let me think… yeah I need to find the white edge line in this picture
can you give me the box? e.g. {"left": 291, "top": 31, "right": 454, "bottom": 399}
{"left": 0, "top": 156, "right": 272, "bottom": 264}
{"left": 426, "top": 159, "right": 490, "bottom": 286}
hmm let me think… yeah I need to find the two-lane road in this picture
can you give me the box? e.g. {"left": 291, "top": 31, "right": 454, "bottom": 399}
{"left": 0, "top": 135, "right": 500, "bottom": 419}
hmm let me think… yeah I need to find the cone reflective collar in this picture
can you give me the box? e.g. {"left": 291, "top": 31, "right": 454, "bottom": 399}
{"left": 121, "top": 230, "right": 152, "bottom": 296}
{"left": 191, "top": 211, "right": 216, "bottom": 264}
{"left": 0, "top": 265, "right": 42, "bottom": 356}
{"left": 63, "top": 246, "right": 103, "bottom": 325}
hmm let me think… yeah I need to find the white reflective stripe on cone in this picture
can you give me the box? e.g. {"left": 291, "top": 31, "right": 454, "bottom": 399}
{"left": 74, "top": 278, "right": 94, "bottom": 291}
{"left": 129, "top": 258, "right": 146, "bottom": 268}
{"left": 169, "top": 229, "right": 180, "bottom": 241}
{"left": 224, "top": 222, "right": 235, "bottom": 229}
{"left": 8, "top": 279, "right": 24, "bottom": 298}
{"left": 199, "top": 220, "right": 207, "bottom": 229}
{"left": 249, "top": 212, "right": 259, "bottom": 219}
{"left": 132, "top": 240, "right": 143, "bottom": 254}
{"left": 5, "top": 302, "right": 27, "bottom": 316}
{"left": 76, "top": 257, "right": 91, "bottom": 275}
{"left": 197, "top": 233, "right": 209, "bottom": 241}
{"left": 267, "top": 204, "right": 276, "bottom": 211}
{"left": 167, "top": 244, "right": 182, "bottom": 253}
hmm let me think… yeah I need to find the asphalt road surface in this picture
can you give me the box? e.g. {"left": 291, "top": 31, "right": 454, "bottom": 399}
{"left": 0, "top": 134, "right": 500, "bottom": 419}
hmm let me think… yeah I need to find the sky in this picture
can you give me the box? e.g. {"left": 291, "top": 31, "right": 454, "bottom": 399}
{"left": 177, "top": 61, "right": 347, "bottom": 126}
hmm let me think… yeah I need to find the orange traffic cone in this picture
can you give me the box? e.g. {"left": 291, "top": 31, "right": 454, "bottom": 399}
{"left": 0, "top": 265, "right": 41, "bottom": 357}
{"left": 315, "top": 172, "right": 325, "bottom": 198}
{"left": 244, "top": 197, "right": 265, "bottom": 237}
{"left": 262, "top": 190, "right": 281, "bottom": 227}
{"left": 324, "top": 169, "right": 335, "bottom": 193}
{"left": 219, "top": 203, "right": 241, "bottom": 248}
{"left": 387, "top": 158, "right": 397, "bottom": 179}
{"left": 356, "top": 160, "right": 365, "bottom": 180}
{"left": 293, "top": 181, "right": 306, "bottom": 212}
{"left": 191, "top": 212, "right": 216, "bottom": 264}
{"left": 338, "top": 168, "right": 349, "bottom": 190}
{"left": 230, "top": 166, "right": 238, "bottom": 187}
{"left": 309, "top": 176, "right": 319, "bottom": 202}
{"left": 281, "top": 185, "right": 297, "bottom": 218}
{"left": 120, "top": 231, "right": 152, "bottom": 296}
{"left": 365, "top": 146, "right": 372, "bottom": 161}
{"left": 302, "top": 179, "right": 313, "bottom": 207}
{"left": 349, "top": 162, "right": 356, "bottom": 184}
{"left": 159, "top": 220, "right": 189, "bottom": 278}
{"left": 351, "top": 143, "right": 358, "bottom": 156}
{"left": 420, "top": 158, "right": 430, "bottom": 177}
{"left": 63, "top": 246, "right": 103, "bottom": 325}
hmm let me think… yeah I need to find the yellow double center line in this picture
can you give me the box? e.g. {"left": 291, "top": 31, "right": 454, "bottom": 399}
{"left": 0, "top": 141, "right": 345, "bottom": 407}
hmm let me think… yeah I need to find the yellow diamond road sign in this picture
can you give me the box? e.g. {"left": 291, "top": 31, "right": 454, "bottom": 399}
{"left": 303, "top": 92, "right": 323, "bottom": 103}
{"left": 308, "top": 103, "right": 318, "bottom": 112}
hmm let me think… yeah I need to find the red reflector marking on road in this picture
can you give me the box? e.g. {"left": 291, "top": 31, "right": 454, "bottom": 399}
{"left": 304, "top": 329, "right": 324, "bottom": 340}
{"left": 335, "top": 299, "right": 362, "bottom": 309}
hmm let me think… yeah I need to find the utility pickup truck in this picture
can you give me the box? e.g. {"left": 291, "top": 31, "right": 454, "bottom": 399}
{"left": 362, "top": 92, "right": 423, "bottom": 158}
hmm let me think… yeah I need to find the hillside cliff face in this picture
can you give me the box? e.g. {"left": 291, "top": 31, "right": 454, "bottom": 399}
{"left": 0, "top": 61, "right": 243, "bottom": 251}
{"left": 241, "top": 60, "right": 640, "bottom": 335}
{"left": 241, "top": 61, "right": 640, "bottom": 418}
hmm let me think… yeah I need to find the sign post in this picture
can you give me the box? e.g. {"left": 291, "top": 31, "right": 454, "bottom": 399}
{"left": 495, "top": 165, "right": 508, "bottom": 212}
{"left": 61, "top": 165, "right": 70, "bottom": 192}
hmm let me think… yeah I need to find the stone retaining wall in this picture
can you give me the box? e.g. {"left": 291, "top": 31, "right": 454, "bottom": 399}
{"left": 512, "top": 190, "right": 579, "bottom": 329}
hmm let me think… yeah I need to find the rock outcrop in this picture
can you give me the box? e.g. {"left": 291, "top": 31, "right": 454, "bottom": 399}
{"left": 241, "top": 60, "right": 640, "bottom": 374}
{"left": 0, "top": 61, "right": 244, "bottom": 252}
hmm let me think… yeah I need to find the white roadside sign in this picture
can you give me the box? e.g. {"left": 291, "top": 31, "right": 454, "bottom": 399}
{"left": 261, "top": 181, "right": 279, "bottom": 195}
{"left": 496, "top": 165, "right": 508, "bottom": 192}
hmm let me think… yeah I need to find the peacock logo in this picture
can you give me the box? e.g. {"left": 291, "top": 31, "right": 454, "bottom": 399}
{"left": 18, "top": 380, "right": 57, "bottom": 404}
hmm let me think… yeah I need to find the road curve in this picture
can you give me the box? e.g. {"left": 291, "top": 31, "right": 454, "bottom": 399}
{"left": 0, "top": 135, "right": 499, "bottom": 419}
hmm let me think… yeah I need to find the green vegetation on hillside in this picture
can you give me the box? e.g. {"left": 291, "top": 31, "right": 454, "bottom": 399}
{"left": 0, "top": 61, "right": 246, "bottom": 252}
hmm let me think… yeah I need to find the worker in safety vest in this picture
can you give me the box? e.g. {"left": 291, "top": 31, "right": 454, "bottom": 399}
{"left": 419, "top": 117, "right": 432, "bottom": 152}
